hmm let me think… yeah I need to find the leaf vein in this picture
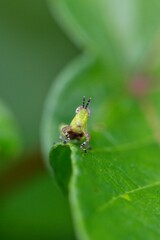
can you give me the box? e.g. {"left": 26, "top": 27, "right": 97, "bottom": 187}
{"left": 98, "top": 181, "right": 160, "bottom": 212}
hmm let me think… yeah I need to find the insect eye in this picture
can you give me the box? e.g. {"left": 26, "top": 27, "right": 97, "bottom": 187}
{"left": 75, "top": 106, "right": 83, "bottom": 114}
{"left": 75, "top": 106, "right": 80, "bottom": 114}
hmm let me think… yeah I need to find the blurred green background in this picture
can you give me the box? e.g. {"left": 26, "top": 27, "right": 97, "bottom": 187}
{"left": 0, "top": 0, "right": 79, "bottom": 239}
{"left": 1, "top": 0, "right": 160, "bottom": 239}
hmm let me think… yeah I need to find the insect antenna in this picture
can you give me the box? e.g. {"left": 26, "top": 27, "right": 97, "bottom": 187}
{"left": 82, "top": 96, "right": 86, "bottom": 108}
{"left": 85, "top": 97, "right": 91, "bottom": 109}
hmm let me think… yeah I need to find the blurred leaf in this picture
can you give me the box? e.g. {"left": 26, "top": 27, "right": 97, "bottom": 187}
{"left": 0, "top": 1, "right": 79, "bottom": 239}
{"left": 0, "top": 0, "right": 79, "bottom": 150}
{"left": 0, "top": 101, "right": 22, "bottom": 165}
{"left": 49, "top": 0, "right": 160, "bottom": 69}
{"left": 42, "top": 55, "right": 160, "bottom": 239}
{"left": 0, "top": 173, "right": 75, "bottom": 240}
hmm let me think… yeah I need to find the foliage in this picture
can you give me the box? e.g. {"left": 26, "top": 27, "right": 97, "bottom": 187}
{"left": 42, "top": 1, "right": 160, "bottom": 239}
{"left": 0, "top": 101, "right": 22, "bottom": 167}
{"left": 0, "top": 1, "right": 78, "bottom": 239}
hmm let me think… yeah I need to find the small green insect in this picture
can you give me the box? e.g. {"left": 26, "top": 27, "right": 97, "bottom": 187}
{"left": 60, "top": 96, "right": 91, "bottom": 152}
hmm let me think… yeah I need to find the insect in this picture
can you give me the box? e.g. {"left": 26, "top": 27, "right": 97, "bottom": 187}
{"left": 60, "top": 96, "right": 91, "bottom": 152}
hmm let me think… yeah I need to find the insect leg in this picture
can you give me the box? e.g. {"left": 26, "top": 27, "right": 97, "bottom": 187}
{"left": 80, "top": 131, "right": 90, "bottom": 152}
{"left": 63, "top": 132, "right": 70, "bottom": 144}
{"left": 62, "top": 126, "right": 71, "bottom": 144}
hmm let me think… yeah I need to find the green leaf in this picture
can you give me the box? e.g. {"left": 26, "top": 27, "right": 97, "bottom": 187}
{"left": 42, "top": 55, "right": 160, "bottom": 239}
{"left": 0, "top": 101, "right": 22, "bottom": 165}
{"left": 48, "top": 0, "right": 160, "bottom": 69}
{"left": 51, "top": 142, "right": 160, "bottom": 240}
{"left": 50, "top": 143, "right": 72, "bottom": 194}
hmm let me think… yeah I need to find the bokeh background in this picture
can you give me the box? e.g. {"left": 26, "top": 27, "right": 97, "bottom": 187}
{"left": 0, "top": 0, "right": 79, "bottom": 239}
{"left": 1, "top": 0, "right": 160, "bottom": 240}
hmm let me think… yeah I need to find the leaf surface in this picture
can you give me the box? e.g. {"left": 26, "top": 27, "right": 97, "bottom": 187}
{"left": 42, "top": 55, "right": 160, "bottom": 239}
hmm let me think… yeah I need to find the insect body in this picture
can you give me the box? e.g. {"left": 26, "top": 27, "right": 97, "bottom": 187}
{"left": 60, "top": 96, "right": 91, "bottom": 152}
